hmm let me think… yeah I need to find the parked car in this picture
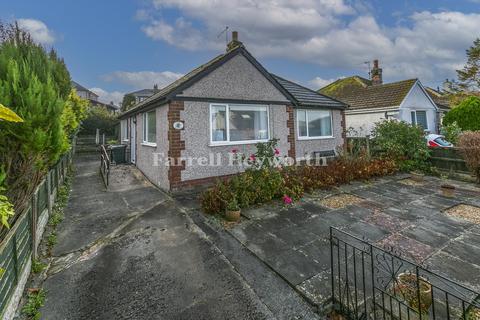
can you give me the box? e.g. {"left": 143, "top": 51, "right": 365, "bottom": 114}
{"left": 426, "top": 134, "right": 453, "bottom": 148}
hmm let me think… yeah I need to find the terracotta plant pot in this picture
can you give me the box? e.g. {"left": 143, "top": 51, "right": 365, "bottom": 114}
{"left": 225, "top": 210, "right": 241, "bottom": 222}
{"left": 440, "top": 184, "right": 455, "bottom": 197}
{"left": 393, "top": 273, "right": 432, "bottom": 314}
{"left": 410, "top": 172, "right": 425, "bottom": 182}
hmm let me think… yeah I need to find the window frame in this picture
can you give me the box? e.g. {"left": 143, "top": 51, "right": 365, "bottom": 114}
{"left": 142, "top": 110, "right": 157, "bottom": 147}
{"left": 209, "top": 103, "right": 270, "bottom": 146}
{"left": 296, "top": 109, "right": 334, "bottom": 140}
{"left": 410, "top": 110, "right": 429, "bottom": 131}
{"left": 121, "top": 119, "right": 129, "bottom": 142}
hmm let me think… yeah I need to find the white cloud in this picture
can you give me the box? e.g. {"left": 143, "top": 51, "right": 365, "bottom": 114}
{"left": 102, "top": 70, "right": 183, "bottom": 90}
{"left": 89, "top": 88, "right": 124, "bottom": 105}
{"left": 17, "top": 19, "right": 55, "bottom": 45}
{"left": 308, "top": 77, "right": 342, "bottom": 89}
{"left": 140, "top": 1, "right": 480, "bottom": 84}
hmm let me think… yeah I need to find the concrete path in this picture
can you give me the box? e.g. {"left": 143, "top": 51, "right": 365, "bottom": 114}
{"left": 40, "top": 149, "right": 276, "bottom": 319}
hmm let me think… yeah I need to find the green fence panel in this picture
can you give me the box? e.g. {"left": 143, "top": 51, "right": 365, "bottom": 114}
{"left": 37, "top": 181, "right": 48, "bottom": 214}
{"left": 0, "top": 239, "right": 16, "bottom": 313}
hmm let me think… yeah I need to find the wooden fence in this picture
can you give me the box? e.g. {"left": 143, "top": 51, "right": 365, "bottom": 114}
{"left": 0, "top": 140, "right": 75, "bottom": 319}
{"left": 429, "top": 147, "right": 469, "bottom": 173}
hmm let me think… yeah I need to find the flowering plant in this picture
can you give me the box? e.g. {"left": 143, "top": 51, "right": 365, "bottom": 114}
{"left": 231, "top": 139, "right": 283, "bottom": 170}
{"left": 282, "top": 195, "right": 292, "bottom": 205}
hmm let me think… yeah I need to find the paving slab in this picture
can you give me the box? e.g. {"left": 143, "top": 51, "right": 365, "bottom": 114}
{"left": 221, "top": 174, "right": 480, "bottom": 310}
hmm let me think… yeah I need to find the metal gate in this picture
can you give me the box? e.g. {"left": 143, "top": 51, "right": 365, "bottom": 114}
{"left": 330, "top": 227, "right": 480, "bottom": 319}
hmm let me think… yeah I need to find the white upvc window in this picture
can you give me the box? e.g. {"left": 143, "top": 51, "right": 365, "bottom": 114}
{"left": 410, "top": 110, "right": 428, "bottom": 130}
{"left": 297, "top": 109, "right": 333, "bottom": 139}
{"left": 210, "top": 104, "right": 269, "bottom": 145}
{"left": 121, "top": 120, "right": 129, "bottom": 141}
{"left": 142, "top": 110, "right": 157, "bottom": 146}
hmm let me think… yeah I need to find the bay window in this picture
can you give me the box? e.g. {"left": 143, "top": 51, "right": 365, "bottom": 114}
{"left": 297, "top": 109, "right": 333, "bottom": 139}
{"left": 210, "top": 104, "right": 269, "bottom": 144}
{"left": 142, "top": 110, "right": 156, "bottom": 145}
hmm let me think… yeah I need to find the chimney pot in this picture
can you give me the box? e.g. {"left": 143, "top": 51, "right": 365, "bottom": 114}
{"left": 232, "top": 31, "right": 238, "bottom": 41}
{"left": 371, "top": 59, "right": 382, "bottom": 85}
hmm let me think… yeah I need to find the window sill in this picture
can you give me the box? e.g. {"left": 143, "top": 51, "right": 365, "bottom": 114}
{"left": 298, "top": 136, "right": 335, "bottom": 141}
{"left": 209, "top": 139, "right": 269, "bottom": 147}
{"left": 141, "top": 142, "right": 157, "bottom": 147}
{"left": 122, "top": 139, "right": 129, "bottom": 142}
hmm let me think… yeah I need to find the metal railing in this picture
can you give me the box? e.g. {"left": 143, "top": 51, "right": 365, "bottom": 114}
{"left": 330, "top": 227, "right": 480, "bottom": 320}
{"left": 100, "top": 144, "right": 110, "bottom": 188}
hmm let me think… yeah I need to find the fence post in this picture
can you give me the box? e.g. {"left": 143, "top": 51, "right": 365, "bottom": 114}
{"left": 95, "top": 129, "right": 100, "bottom": 145}
{"left": 102, "top": 133, "right": 105, "bottom": 145}
{"left": 31, "top": 192, "right": 37, "bottom": 259}
{"left": 47, "top": 171, "right": 52, "bottom": 216}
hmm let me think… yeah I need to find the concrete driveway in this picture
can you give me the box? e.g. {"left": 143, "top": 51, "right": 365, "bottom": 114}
{"left": 39, "top": 153, "right": 279, "bottom": 320}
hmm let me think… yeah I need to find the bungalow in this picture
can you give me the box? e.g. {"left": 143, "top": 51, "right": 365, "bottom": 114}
{"left": 118, "top": 32, "right": 346, "bottom": 191}
{"left": 319, "top": 60, "right": 439, "bottom": 136}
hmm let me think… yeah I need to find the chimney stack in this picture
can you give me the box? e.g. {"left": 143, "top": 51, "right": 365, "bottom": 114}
{"left": 153, "top": 84, "right": 159, "bottom": 92}
{"left": 227, "top": 31, "right": 243, "bottom": 52}
{"left": 371, "top": 59, "right": 383, "bottom": 85}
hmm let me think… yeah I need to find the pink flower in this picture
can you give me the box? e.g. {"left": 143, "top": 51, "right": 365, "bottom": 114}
{"left": 274, "top": 148, "right": 280, "bottom": 155}
{"left": 232, "top": 148, "right": 238, "bottom": 153}
{"left": 283, "top": 195, "right": 292, "bottom": 205}
{"left": 249, "top": 154, "right": 256, "bottom": 161}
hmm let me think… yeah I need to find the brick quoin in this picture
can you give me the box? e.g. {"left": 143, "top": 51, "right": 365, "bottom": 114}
{"left": 168, "top": 101, "right": 185, "bottom": 189}
{"left": 340, "top": 109, "right": 347, "bottom": 150}
{"left": 286, "top": 105, "right": 296, "bottom": 160}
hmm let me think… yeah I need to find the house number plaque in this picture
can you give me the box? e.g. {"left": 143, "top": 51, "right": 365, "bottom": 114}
{"left": 173, "top": 122, "right": 184, "bottom": 130}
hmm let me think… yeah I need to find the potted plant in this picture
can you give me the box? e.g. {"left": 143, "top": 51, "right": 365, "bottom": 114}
{"left": 410, "top": 171, "right": 425, "bottom": 182}
{"left": 440, "top": 184, "right": 455, "bottom": 197}
{"left": 393, "top": 273, "right": 432, "bottom": 314}
{"left": 225, "top": 197, "right": 241, "bottom": 222}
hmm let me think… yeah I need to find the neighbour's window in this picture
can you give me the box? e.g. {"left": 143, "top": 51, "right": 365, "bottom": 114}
{"left": 411, "top": 110, "right": 428, "bottom": 130}
{"left": 210, "top": 104, "right": 269, "bottom": 144}
{"left": 121, "top": 120, "right": 129, "bottom": 141}
{"left": 143, "top": 110, "right": 156, "bottom": 144}
{"left": 297, "top": 109, "right": 332, "bottom": 138}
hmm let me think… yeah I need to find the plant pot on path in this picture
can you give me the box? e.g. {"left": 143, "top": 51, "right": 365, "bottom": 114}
{"left": 440, "top": 184, "right": 456, "bottom": 197}
{"left": 225, "top": 197, "right": 241, "bottom": 222}
{"left": 393, "top": 273, "right": 432, "bottom": 315}
{"left": 225, "top": 210, "right": 241, "bottom": 222}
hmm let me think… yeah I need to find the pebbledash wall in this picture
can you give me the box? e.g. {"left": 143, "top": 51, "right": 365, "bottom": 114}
{"left": 179, "top": 102, "right": 291, "bottom": 182}
{"left": 133, "top": 104, "right": 170, "bottom": 189}
{"left": 294, "top": 109, "right": 345, "bottom": 160}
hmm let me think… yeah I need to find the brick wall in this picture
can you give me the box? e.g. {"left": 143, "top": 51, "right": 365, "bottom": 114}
{"left": 168, "top": 101, "right": 185, "bottom": 189}
{"left": 340, "top": 109, "right": 347, "bottom": 150}
{"left": 286, "top": 105, "right": 296, "bottom": 160}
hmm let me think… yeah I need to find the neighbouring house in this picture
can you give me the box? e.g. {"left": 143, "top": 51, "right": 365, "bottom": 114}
{"left": 319, "top": 60, "right": 440, "bottom": 136}
{"left": 425, "top": 86, "right": 451, "bottom": 123}
{"left": 118, "top": 32, "right": 346, "bottom": 191}
{"left": 72, "top": 80, "right": 119, "bottom": 113}
{"left": 127, "top": 86, "right": 159, "bottom": 104}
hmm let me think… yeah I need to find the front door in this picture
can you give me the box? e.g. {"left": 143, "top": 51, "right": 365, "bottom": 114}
{"left": 130, "top": 117, "right": 136, "bottom": 163}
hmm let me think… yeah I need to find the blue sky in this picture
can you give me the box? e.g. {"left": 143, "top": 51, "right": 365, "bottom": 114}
{"left": 1, "top": 0, "right": 479, "bottom": 104}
